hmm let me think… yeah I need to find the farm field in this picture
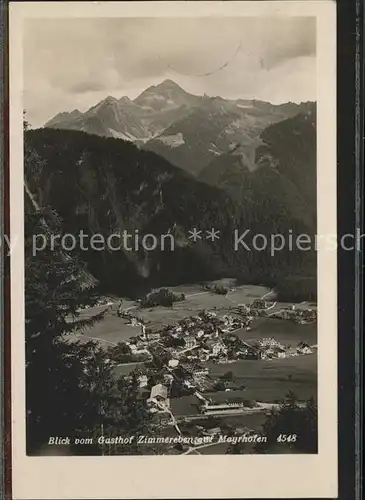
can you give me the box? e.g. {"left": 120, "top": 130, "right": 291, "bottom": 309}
{"left": 112, "top": 362, "right": 145, "bottom": 377}
{"left": 171, "top": 377, "right": 315, "bottom": 416}
{"left": 221, "top": 412, "right": 268, "bottom": 431}
{"left": 206, "top": 354, "right": 317, "bottom": 402}
{"left": 135, "top": 297, "right": 228, "bottom": 329}
{"left": 205, "top": 380, "right": 316, "bottom": 404}
{"left": 170, "top": 353, "right": 316, "bottom": 418}
{"left": 69, "top": 282, "right": 272, "bottom": 343}
{"left": 171, "top": 395, "right": 201, "bottom": 416}
{"left": 134, "top": 282, "right": 270, "bottom": 329}
{"left": 196, "top": 442, "right": 228, "bottom": 454}
{"left": 223, "top": 285, "right": 272, "bottom": 305}
{"left": 72, "top": 314, "right": 142, "bottom": 347}
{"left": 235, "top": 317, "right": 317, "bottom": 346}
{"left": 131, "top": 281, "right": 271, "bottom": 328}
{"left": 206, "top": 353, "right": 317, "bottom": 377}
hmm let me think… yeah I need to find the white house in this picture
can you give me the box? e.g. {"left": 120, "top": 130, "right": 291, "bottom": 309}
{"left": 147, "top": 384, "right": 170, "bottom": 411}
{"left": 193, "top": 367, "right": 209, "bottom": 377}
{"left": 297, "top": 345, "right": 312, "bottom": 355}
{"left": 168, "top": 359, "right": 179, "bottom": 368}
{"left": 212, "top": 341, "right": 227, "bottom": 356}
{"left": 185, "top": 338, "right": 196, "bottom": 349}
{"left": 138, "top": 375, "right": 148, "bottom": 388}
{"left": 146, "top": 331, "right": 161, "bottom": 341}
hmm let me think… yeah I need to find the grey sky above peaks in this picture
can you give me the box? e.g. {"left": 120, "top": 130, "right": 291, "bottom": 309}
{"left": 24, "top": 16, "right": 316, "bottom": 127}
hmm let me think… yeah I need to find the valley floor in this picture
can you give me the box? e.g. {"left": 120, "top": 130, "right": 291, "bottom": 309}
{"left": 67, "top": 280, "right": 317, "bottom": 455}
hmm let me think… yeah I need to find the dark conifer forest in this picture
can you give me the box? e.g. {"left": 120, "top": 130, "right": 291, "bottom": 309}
{"left": 26, "top": 121, "right": 316, "bottom": 301}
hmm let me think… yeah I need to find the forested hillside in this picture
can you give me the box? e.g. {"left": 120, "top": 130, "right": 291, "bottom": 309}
{"left": 199, "top": 110, "right": 316, "bottom": 226}
{"left": 25, "top": 128, "right": 316, "bottom": 299}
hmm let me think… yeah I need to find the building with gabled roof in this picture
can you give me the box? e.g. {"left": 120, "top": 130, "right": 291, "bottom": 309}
{"left": 150, "top": 383, "right": 168, "bottom": 400}
{"left": 147, "top": 383, "right": 170, "bottom": 412}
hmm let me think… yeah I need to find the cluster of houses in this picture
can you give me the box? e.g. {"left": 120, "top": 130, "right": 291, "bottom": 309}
{"left": 256, "top": 337, "right": 287, "bottom": 359}
{"left": 137, "top": 361, "right": 217, "bottom": 413}
{"left": 106, "top": 292, "right": 317, "bottom": 422}
{"left": 133, "top": 338, "right": 313, "bottom": 415}
{"left": 237, "top": 299, "right": 317, "bottom": 326}
{"left": 268, "top": 305, "right": 317, "bottom": 324}
{"left": 154, "top": 311, "right": 252, "bottom": 361}
{"left": 254, "top": 337, "right": 313, "bottom": 359}
{"left": 144, "top": 381, "right": 251, "bottom": 417}
{"left": 118, "top": 306, "right": 313, "bottom": 367}
{"left": 178, "top": 364, "right": 216, "bottom": 392}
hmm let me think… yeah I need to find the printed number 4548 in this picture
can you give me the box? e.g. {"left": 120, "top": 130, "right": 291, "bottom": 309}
{"left": 276, "top": 434, "right": 297, "bottom": 443}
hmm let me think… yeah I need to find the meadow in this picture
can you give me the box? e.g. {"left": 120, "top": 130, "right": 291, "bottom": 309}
{"left": 70, "top": 282, "right": 271, "bottom": 344}
{"left": 71, "top": 313, "right": 141, "bottom": 347}
{"left": 235, "top": 317, "right": 317, "bottom": 347}
{"left": 206, "top": 354, "right": 317, "bottom": 403}
{"left": 169, "top": 353, "right": 317, "bottom": 421}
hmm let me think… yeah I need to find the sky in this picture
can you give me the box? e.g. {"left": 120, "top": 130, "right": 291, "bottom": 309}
{"left": 24, "top": 17, "right": 316, "bottom": 128}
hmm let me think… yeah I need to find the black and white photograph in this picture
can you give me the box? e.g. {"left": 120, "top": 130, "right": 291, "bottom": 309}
{"left": 23, "top": 13, "right": 319, "bottom": 456}
{"left": 10, "top": 1, "right": 337, "bottom": 498}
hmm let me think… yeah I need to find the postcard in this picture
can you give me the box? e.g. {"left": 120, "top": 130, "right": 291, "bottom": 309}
{"left": 9, "top": 1, "right": 337, "bottom": 498}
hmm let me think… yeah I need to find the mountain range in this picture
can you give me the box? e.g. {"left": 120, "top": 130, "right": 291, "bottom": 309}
{"left": 45, "top": 80, "right": 200, "bottom": 144}
{"left": 44, "top": 79, "right": 315, "bottom": 175}
{"left": 32, "top": 79, "right": 317, "bottom": 299}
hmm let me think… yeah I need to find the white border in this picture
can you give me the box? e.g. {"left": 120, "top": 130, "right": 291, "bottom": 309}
{"left": 10, "top": 2, "right": 337, "bottom": 499}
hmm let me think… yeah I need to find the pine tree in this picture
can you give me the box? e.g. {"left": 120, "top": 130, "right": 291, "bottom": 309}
{"left": 24, "top": 124, "right": 150, "bottom": 454}
{"left": 254, "top": 392, "right": 318, "bottom": 454}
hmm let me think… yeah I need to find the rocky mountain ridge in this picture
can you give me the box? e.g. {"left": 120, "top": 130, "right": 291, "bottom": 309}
{"left": 44, "top": 79, "right": 315, "bottom": 175}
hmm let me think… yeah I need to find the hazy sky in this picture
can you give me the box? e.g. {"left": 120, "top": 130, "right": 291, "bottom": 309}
{"left": 24, "top": 17, "right": 316, "bottom": 127}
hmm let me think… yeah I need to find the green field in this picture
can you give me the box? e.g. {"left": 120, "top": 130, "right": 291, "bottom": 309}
{"left": 69, "top": 282, "right": 317, "bottom": 408}
{"left": 235, "top": 317, "right": 317, "bottom": 347}
{"left": 223, "top": 285, "right": 272, "bottom": 305}
{"left": 206, "top": 354, "right": 317, "bottom": 402}
{"left": 70, "top": 283, "right": 271, "bottom": 343}
{"left": 72, "top": 313, "right": 142, "bottom": 347}
{"left": 69, "top": 282, "right": 317, "bottom": 382}
{"left": 134, "top": 281, "right": 270, "bottom": 329}
{"left": 219, "top": 412, "right": 268, "bottom": 431}
{"left": 135, "top": 294, "right": 230, "bottom": 329}
{"left": 112, "top": 362, "right": 145, "bottom": 377}
{"left": 170, "top": 353, "right": 316, "bottom": 419}
{"left": 171, "top": 395, "right": 201, "bottom": 416}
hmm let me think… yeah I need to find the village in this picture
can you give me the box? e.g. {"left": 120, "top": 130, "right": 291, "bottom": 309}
{"left": 70, "top": 283, "right": 317, "bottom": 454}
{"left": 103, "top": 293, "right": 317, "bottom": 427}
{"left": 113, "top": 297, "right": 316, "bottom": 364}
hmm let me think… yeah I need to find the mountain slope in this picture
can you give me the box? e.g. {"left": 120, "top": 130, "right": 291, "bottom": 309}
{"left": 45, "top": 96, "right": 149, "bottom": 141}
{"left": 45, "top": 109, "right": 83, "bottom": 128}
{"left": 134, "top": 79, "right": 201, "bottom": 110}
{"left": 44, "top": 80, "right": 316, "bottom": 177}
{"left": 198, "top": 109, "right": 316, "bottom": 225}
{"left": 44, "top": 80, "right": 197, "bottom": 142}
{"left": 144, "top": 97, "right": 315, "bottom": 174}
{"left": 25, "top": 128, "right": 316, "bottom": 297}
{"left": 257, "top": 108, "right": 317, "bottom": 215}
